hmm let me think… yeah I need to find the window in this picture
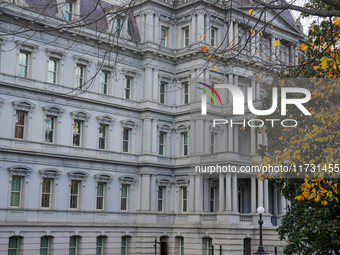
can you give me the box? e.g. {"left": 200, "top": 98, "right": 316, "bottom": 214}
{"left": 96, "top": 182, "right": 105, "bottom": 210}
{"left": 182, "top": 187, "right": 187, "bottom": 212}
{"left": 18, "top": 52, "right": 28, "bottom": 77}
{"left": 210, "top": 188, "right": 215, "bottom": 212}
{"left": 121, "top": 185, "right": 128, "bottom": 211}
{"left": 101, "top": 72, "right": 108, "bottom": 94}
{"left": 207, "top": 238, "right": 213, "bottom": 255}
{"left": 45, "top": 116, "right": 55, "bottom": 143}
{"left": 8, "top": 236, "right": 19, "bottom": 255}
{"left": 10, "top": 176, "right": 22, "bottom": 207}
{"left": 159, "top": 132, "right": 165, "bottom": 156}
{"left": 121, "top": 236, "right": 127, "bottom": 255}
{"left": 182, "top": 133, "right": 188, "bottom": 156}
{"left": 161, "top": 28, "right": 167, "bottom": 46}
{"left": 115, "top": 18, "right": 121, "bottom": 36}
{"left": 76, "top": 65, "right": 84, "bottom": 89}
{"left": 160, "top": 83, "right": 166, "bottom": 104}
{"left": 243, "top": 238, "right": 251, "bottom": 255}
{"left": 122, "top": 128, "right": 130, "bottom": 152}
{"left": 70, "top": 180, "right": 79, "bottom": 209}
{"left": 99, "top": 124, "right": 107, "bottom": 150}
{"left": 69, "top": 236, "right": 78, "bottom": 255}
{"left": 211, "top": 28, "right": 216, "bottom": 46}
{"left": 211, "top": 134, "right": 215, "bottom": 154}
{"left": 183, "top": 83, "right": 189, "bottom": 104}
{"left": 14, "top": 111, "right": 25, "bottom": 139}
{"left": 48, "top": 59, "right": 57, "bottom": 83}
{"left": 184, "top": 28, "right": 189, "bottom": 47}
{"left": 180, "top": 237, "right": 184, "bottom": 255}
{"left": 41, "top": 179, "right": 52, "bottom": 208}
{"left": 40, "top": 236, "right": 49, "bottom": 255}
{"left": 124, "top": 77, "right": 131, "bottom": 99}
{"left": 158, "top": 186, "right": 164, "bottom": 212}
{"left": 96, "top": 236, "right": 103, "bottom": 255}
{"left": 73, "top": 121, "right": 82, "bottom": 146}
{"left": 65, "top": 2, "right": 73, "bottom": 21}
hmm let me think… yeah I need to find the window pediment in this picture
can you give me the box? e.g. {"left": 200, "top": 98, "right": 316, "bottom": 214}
{"left": 39, "top": 169, "right": 62, "bottom": 184}
{"left": 156, "top": 178, "right": 172, "bottom": 190}
{"left": 73, "top": 55, "right": 92, "bottom": 67}
{"left": 157, "top": 124, "right": 172, "bottom": 133}
{"left": 174, "top": 178, "right": 189, "bottom": 188}
{"left": 15, "top": 40, "right": 39, "bottom": 53}
{"left": 70, "top": 110, "right": 91, "bottom": 122}
{"left": 121, "top": 120, "right": 138, "bottom": 133}
{"left": 8, "top": 165, "right": 33, "bottom": 179}
{"left": 175, "top": 124, "right": 190, "bottom": 133}
{"left": 42, "top": 105, "right": 65, "bottom": 118}
{"left": 45, "top": 48, "right": 67, "bottom": 60}
{"left": 12, "top": 100, "right": 36, "bottom": 113}
{"left": 118, "top": 175, "right": 137, "bottom": 187}
{"left": 210, "top": 125, "right": 223, "bottom": 135}
{"left": 94, "top": 173, "right": 114, "bottom": 184}
{"left": 67, "top": 171, "right": 89, "bottom": 183}
{"left": 97, "top": 115, "right": 115, "bottom": 126}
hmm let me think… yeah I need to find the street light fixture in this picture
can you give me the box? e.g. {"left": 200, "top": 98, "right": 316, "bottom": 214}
{"left": 254, "top": 206, "right": 268, "bottom": 254}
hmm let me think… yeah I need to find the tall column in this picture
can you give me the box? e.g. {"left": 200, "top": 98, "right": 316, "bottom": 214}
{"left": 205, "top": 14, "right": 210, "bottom": 44}
{"left": 225, "top": 174, "right": 232, "bottom": 212}
{"left": 144, "top": 67, "right": 153, "bottom": 100}
{"left": 151, "top": 118, "right": 158, "bottom": 155}
{"left": 152, "top": 68, "right": 159, "bottom": 101}
{"left": 191, "top": 13, "right": 196, "bottom": 44}
{"left": 257, "top": 132, "right": 263, "bottom": 148}
{"left": 188, "top": 175, "right": 195, "bottom": 212}
{"left": 233, "top": 125, "right": 238, "bottom": 153}
{"left": 250, "top": 127, "right": 256, "bottom": 155}
{"left": 228, "top": 126, "right": 233, "bottom": 151}
{"left": 154, "top": 14, "right": 160, "bottom": 44}
{"left": 197, "top": 11, "right": 205, "bottom": 42}
{"left": 255, "top": 81, "right": 260, "bottom": 100}
{"left": 233, "top": 21, "right": 238, "bottom": 46}
{"left": 196, "top": 118, "right": 204, "bottom": 154}
{"left": 232, "top": 173, "right": 238, "bottom": 212}
{"left": 258, "top": 179, "right": 263, "bottom": 208}
{"left": 228, "top": 73, "right": 233, "bottom": 103}
{"left": 228, "top": 20, "right": 234, "bottom": 46}
{"left": 141, "top": 174, "right": 150, "bottom": 211}
{"left": 219, "top": 174, "right": 225, "bottom": 212}
{"left": 273, "top": 189, "right": 278, "bottom": 216}
{"left": 150, "top": 174, "right": 157, "bottom": 212}
{"left": 251, "top": 80, "right": 256, "bottom": 101}
{"left": 145, "top": 11, "right": 154, "bottom": 42}
{"left": 251, "top": 175, "right": 257, "bottom": 213}
{"left": 264, "top": 179, "right": 269, "bottom": 213}
{"left": 195, "top": 175, "right": 203, "bottom": 212}
{"left": 142, "top": 117, "right": 152, "bottom": 153}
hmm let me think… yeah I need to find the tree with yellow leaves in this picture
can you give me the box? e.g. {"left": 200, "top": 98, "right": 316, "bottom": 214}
{"left": 257, "top": 2, "right": 340, "bottom": 254}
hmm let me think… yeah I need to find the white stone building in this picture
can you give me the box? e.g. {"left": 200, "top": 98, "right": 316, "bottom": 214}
{"left": 0, "top": 0, "right": 305, "bottom": 254}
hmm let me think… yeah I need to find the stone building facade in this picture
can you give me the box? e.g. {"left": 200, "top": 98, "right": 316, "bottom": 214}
{"left": 0, "top": 0, "right": 305, "bottom": 254}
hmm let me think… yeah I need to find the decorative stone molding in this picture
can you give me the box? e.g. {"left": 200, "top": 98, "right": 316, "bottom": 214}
{"left": 39, "top": 168, "right": 62, "bottom": 185}
{"left": 118, "top": 175, "right": 137, "bottom": 190}
{"left": 174, "top": 178, "right": 189, "bottom": 191}
{"left": 159, "top": 75, "right": 171, "bottom": 84}
{"left": 156, "top": 178, "right": 172, "bottom": 191}
{"left": 210, "top": 125, "right": 223, "bottom": 136}
{"left": 96, "top": 62, "right": 115, "bottom": 73}
{"left": 12, "top": 100, "right": 36, "bottom": 114}
{"left": 120, "top": 120, "right": 138, "bottom": 134}
{"left": 15, "top": 40, "right": 39, "bottom": 58}
{"left": 0, "top": 97, "right": 4, "bottom": 110}
{"left": 175, "top": 124, "right": 190, "bottom": 137}
{"left": 0, "top": 37, "right": 9, "bottom": 47}
{"left": 45, "top": 48, "right": 67, "bottom": 61}
{"left": 157, "top": 124, "right": 172, "bottom": 134}
{"left": 73, "top": 55, "right": 93, "bottom": 67}
{"left": 67, "top": 171, "right": 89, "bottom": 186}
{"left": 70, "top": 110, "right": 91, "bottom": 122}
{"left": 121, "top": 67, "right": 139, "bottom": 78}
{"left": 94, "top": 173, "right": 114, "bottom": 188}
{"left": 8, "top": 166, "right": 33, "bottom": 181}
{"left": 42, "top": 105, "right": 65, "bottom": 121}
{"left": 96, "top": 115, "right": 115, "bottom": 130}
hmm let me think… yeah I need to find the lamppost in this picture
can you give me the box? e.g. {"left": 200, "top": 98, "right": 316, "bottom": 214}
{"left": 254, "top": 206, "right": 268, "bottom": 254}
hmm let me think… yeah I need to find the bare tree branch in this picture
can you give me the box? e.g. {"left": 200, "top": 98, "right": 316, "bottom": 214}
{"left": 253, "top": 0, "right": 340, "bottom": 17}
{"left": 320, "top": 0, "right": 340, "bottom": 9}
